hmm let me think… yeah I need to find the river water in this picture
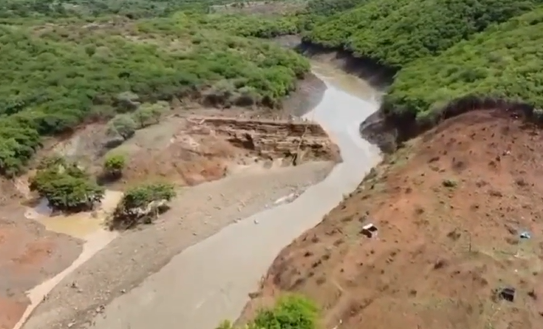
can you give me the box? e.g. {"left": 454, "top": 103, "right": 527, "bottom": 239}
{"left": 86, "top": 62, "right": 382, "bottom": 329}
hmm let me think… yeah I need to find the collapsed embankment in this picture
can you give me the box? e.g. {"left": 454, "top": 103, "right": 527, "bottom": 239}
{"left": 195, "top": 117, "right": 341, "bottom": 164}
{"left": 361, "top": 96, "right": 539, "bottom": 153}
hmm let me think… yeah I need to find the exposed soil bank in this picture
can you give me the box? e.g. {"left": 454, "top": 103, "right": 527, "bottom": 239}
{"left": 361, "top": 95, "right": 537, "bottom": 153}
{"left": 243, "top": 108, "right": 543, "bottom": 329}
{"left": 283, "top": 71, "right": 326, "bottom": 117}
{"left": 291, "top": 38, "right": 395, "bottom": 92}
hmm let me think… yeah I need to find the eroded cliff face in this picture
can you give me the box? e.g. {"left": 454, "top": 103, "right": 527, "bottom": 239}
{"left": 189, "top": 117, "right": 341, "bottom": 165}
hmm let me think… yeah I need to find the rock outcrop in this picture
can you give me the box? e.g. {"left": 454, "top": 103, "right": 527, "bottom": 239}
{"left": 189, "top": 117, "right": 341, "bottom": 165}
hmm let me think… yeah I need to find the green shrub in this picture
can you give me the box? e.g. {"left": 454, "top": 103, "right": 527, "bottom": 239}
{"left": 110, "top": 182, "right": 176, "bottom": 229}
{"left": 29, "top": 157, "right": 104, "bottom": 212}
{"left": 304, "top": 0, "right": 539, "bottom": 68}
{"left": 218, "top": 295, "right": 319, "bottom": 329}
{"left": 103, "top": 154, "right": 126, "bottom": 179}
{"left": 107, "top": 114, "right": 137, "bottom": 140}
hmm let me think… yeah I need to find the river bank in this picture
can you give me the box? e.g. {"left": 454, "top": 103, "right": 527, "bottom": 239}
{"left": 19, "top": 61, "right": 381, "bottom": 329}
{"left": 1, "top": 48, "right": 335, "bottom": 329}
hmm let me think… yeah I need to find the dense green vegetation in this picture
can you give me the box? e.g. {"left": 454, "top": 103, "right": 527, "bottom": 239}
{"left": 110, "top": 182, "right": 176, "bottom": 228}
{"left": 0, "top": 11, "right": 309, "bottom": 176}
{"left": 180, "top": 12, "right": 301, "bottom": 38}
{"left": 305, "top": 0, "right": 366, "bottom": 16}
{"left": 0, "top": 0, "right": 241, "bottom": 18}
{"left": 217, "top": 295, "right": 319, "bottom": 329}
{"left": 103, "top": 153, "right": 126, "bottom": 180}
{"left": 29, "top": 156, "right": 104, "bottom": 212}
{"left": 383, "top": 7, "right": 543, "bottom": 124}
{"left": 304, "top": 0, "right": 541, "bottom": 68}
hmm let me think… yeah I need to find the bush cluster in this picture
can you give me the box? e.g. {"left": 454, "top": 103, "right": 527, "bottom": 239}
{"left": 383, "top": 7, "right": 543, "bottom": 123}
{"left": 0, "top": 12, "right": 309, "bottom": 176}
{"left": 29, "top": 156, "right": 104, "bottom": 212}
{"left": 217, "top": 295, "right": 319, "bottom": 329}
{"left": 110, "top": 183, "right": 176, "bottom": 229}
{"left": 304, "top": 0, "right": 539, "bottom": 68}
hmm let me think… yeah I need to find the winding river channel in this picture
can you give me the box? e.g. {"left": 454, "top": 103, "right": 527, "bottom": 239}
{"left": 84, "top": 62, "right": 383, "bottom": 329}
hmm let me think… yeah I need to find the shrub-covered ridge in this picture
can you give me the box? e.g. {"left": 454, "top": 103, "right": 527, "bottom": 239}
{"left": 0, "top": 15, "right": 309, "bottom": 176}
{"left": 383, "top": 7, "right": 543, "bottom": 123}
{"left": 304, "top": 0, "right": 540, "bottom": 68}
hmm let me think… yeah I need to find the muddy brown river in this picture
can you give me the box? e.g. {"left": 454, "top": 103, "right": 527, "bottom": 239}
{"left": 79, "top": 62, "right": 383, "bottom": 329}
{"left": 15, "top": 61, "right": 382, "bottom": 329}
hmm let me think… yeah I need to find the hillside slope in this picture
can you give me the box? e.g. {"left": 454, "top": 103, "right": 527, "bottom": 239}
{"left": 244, "top": 108, "right": 543, "bottom": 329}
{"left": 361, "top": 7, "right": 543, "bottom": 150}
{"left": 0, "top": 14, "right": 310, "bottom": 177}
{"left": 303, "top": 0, "right": 540, "bottom": 68}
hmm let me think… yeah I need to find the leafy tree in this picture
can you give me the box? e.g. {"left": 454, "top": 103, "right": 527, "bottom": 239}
{"left": 217, "top": 295, "right": 319, "bottom": 329}
{"left": 0, "top": 15, "right": 309, "bottom": 177}
{"left": 103, "top": 153, "right": 126, "bottom": 179}
{"left": 29, "top": 159, "right": 105, "bottom": 212}
{"left": 107, "top": 114, "right": 137, "bottom": 140}
{"left": 110, "top": 182, "right": 176, "bottom": 229}
{"left": 304, "top": 0, "right": 539, "bottom": 68}
{"left": 380, "top": 7, "right": 543, "bottom": 143}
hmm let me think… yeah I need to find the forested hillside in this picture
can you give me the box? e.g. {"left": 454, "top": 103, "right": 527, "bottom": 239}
{"left": 383, "top": 7, "right": 543, "bottom": 124}
{"left": 303, "top": 0, "right": 540, "bottom": 68}
{"left": 0, "top": 7, "right": 310, "bottom": 177}
{"left": 0, "top": 0, "right": 234, "bottom": 18}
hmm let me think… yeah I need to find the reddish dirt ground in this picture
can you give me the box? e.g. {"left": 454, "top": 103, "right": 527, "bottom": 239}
{"left": 243, "top": 109, "right": 543, "bottom": 329}
{"left": 0, "top": 208, "right": 81, "bottom": 329}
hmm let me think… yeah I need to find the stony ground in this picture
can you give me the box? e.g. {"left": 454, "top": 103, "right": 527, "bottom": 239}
{"left": 243, "top": 109, "right": 543, "bottom": 329}
{"left": 20, "top": 160, "right": 334, "bottom": 329}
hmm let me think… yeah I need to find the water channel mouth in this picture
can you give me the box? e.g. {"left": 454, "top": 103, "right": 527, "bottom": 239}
{"left": 84, "top": 62, "right": 383, "bottom": 329}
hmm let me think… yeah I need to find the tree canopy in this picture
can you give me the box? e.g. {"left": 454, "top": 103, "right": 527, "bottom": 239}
{"left": 29, "top": 157, "right": 104, "bottom": 212}
{"left": 110, "top": 182, "right": 176, "bottom": 229}
{"left": 383, "top": 7, "right": 543, "bottom": 122}
{"left": 0, "top": 10, "right": 309, "bottom": 177}
{"left": 303, "top": 0, "right": 541, "bottom": 68}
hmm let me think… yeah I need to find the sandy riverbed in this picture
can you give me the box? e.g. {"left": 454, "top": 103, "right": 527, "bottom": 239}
{"left": 20, "top": 61, "right": 382, "bottom": 329}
